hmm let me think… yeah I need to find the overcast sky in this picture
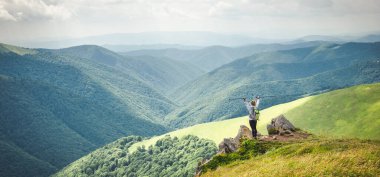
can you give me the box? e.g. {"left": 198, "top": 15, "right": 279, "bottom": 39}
{"left": 1, "top": 0, "right": 380, "bottom": 44}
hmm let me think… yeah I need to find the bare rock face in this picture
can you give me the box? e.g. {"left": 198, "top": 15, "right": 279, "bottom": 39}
{"left": 234, "top": 125, "right": 253, "bottom": 141}
{"left": 218, "top": 125, "right": 254, "bottom": 154}
{"left": 218, "top": 138, "right": 238, "bottom": 154}
{"left": 267, "top": 115, "right": 296, "bottom": 135}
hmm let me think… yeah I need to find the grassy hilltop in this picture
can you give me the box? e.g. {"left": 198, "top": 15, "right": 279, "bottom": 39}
{"left": 130, "top": 83, "right": 380, "bottom": 152}
{"left": 201, "top": 138, "right": 380, "bottom": 177}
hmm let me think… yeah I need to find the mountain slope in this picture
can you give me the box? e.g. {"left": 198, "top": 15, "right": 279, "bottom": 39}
{"left": 54, "top": 45, "right": 204, "bottom": 93}
{"left": 130, "top": 83, "right": 380, "bottom": 152}
{"left": 124, "top": 41, "right": 326, "bottom": 71}
{"left": 123, "top": 55, "right": 204, "bottom": 93}
{"left": 167, "top": 42, "right": 380, "bottom": 127}
{"left": 55, "top": 83, "right": 380, "bottom": 177}
{"left": 0, "top": 139, "right": 57, "bottom": 177}
{"left": 0, "top": 44, "right": 178, "bottom": 176}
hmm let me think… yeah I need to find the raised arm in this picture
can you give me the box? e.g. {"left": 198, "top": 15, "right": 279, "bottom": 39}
{"left": 256, "top": 98, "right": 260, "bottom": 108}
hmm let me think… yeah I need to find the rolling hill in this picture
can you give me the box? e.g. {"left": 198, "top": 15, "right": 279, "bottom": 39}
{"left": 201, "top": 138, "right": 380, "bottom": 177}
{"left": 52, "top": 45, "right": 204, "bottom": 94}
{"left": 54, "top": 83, "right": 380, "bottom": 177}
{"left": 130, "top": 83, "right": 380, "bottom": 152}
{"left": 124, "top": 41, "right": 326, "bottom": 71}
{"left": 0, "top": 44, "right": 186, "bottom": 176}
{"left": 166, "top": 42, "right": 380, "bottom": 128}
{"left": 53, "top": 135, "right": 217, "bottom": 177}
{"left": 122, "top": 55, "right": 204, "bottom": 94}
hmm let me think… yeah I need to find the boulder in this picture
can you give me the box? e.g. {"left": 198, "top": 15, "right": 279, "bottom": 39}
{"left": 218, "top": 138, "right": 238, "bottom": 154}
{"left": 218, "top": 125, "right": 254, "bottom": 154}
{"left": 267, "top": 115, "right": 296, "bottom": 135}
{"left": 234, "top": 125, "right": 253, "bottom": 141}
{"left": 266, "top": 124, "right": 278, "bottom": 135}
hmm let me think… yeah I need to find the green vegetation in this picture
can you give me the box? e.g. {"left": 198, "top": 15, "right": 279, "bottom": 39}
{"left": 201, "top": 140, "right": 286, "bottom": 172}
{"left": 54, "top": 45, "right": 204, "bottom": 94}
{"left": 129, "top": 96, "right": 310, "bottom": 152}
{"left": 167, "top": 42, "right": 380, "bottom": 127}
{"left": 0, "top": 139, "right": 57, "bottom": 177}
{"left": 0, "top": 44, "right": 177, "bottom": 176}
{"left": 131, "top": 83, "right": 380, "bottom": 152}
{"left": 201, "top": 138, "right": 380, "bottom": 177}
{"left": 123, "top": 55, "right": 205, "bottom": 94}
{"left": 1, "top": 42, "right": 380, "bottom": 176}
{"left": 124, "top": 41, "right": 325, "bottom": 71}
{"left": 54, "top": 135, "right": 217, "bottom": 177}
{"left": 285, "top": 83, "right": 380, "bottom": 139}
{"left": 0, "top": 43, "right": 37, "bottom": 55}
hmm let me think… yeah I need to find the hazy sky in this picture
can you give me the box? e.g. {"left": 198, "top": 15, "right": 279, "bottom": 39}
{"left": 1, "top": 0, "right": 380, "bottom": 43}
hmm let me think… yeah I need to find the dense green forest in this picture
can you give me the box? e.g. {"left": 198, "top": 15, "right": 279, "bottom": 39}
{"left": 0, "top": 45, "right": 189, "bottom": 176}
{"left": 54, "top": 135, "right": 217, "bottom": 177}
{"left": 167, "top": 42, "right": 380, "bottom": 127}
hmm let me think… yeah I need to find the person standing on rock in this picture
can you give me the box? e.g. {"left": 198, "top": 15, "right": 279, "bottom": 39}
{"left": 243, "top": 96, "right": 260, "bottom": 138}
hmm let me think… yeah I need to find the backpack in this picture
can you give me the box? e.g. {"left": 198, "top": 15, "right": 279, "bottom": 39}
{"left": 254, "top": 109, "right": 260, "bottom": 120}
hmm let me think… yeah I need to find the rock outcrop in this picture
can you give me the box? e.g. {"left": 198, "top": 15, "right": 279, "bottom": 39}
{"left": 196, "top": 117, "right": 308, "bottom": 176}
{"left": 267, "top": 114, "right": 296, "bottom": 135}
{"left": 218, "top": 125, "right": 256, "bottom": 154}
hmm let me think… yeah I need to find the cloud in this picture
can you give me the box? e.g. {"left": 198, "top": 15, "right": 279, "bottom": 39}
{"left": 297, "top": 0, "right": 333, "bottom": 9}
{"left": 0, "top": 1, "right": 17, "bottom": 21}
{"left": 1, "top": 0, "right": 72, "bottom": 21}
{"left": 0, "top": 0, "right": 379, "bottom": 43}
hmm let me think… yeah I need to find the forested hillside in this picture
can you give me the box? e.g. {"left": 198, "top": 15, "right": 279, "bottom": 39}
{"left": 0, "top": 44, "right": 179, "bottom": 176}
{"left": 54, "top": 135, "right": 217, "bottom": 177}
{"left": 124, "top": 41, "right": 326, "bottom": 71}
{"left": 52, "top": 45, "right": 204, "bottom": 94}
{"left": 167, "top": 42, "right": 380, "bottom": 127}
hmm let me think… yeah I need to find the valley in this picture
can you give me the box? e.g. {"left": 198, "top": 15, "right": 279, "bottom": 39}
{"left": 0, "top": 41, "right": 379, "bottom": 177}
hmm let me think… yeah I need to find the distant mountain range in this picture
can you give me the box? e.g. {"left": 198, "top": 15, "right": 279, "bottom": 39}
{"left": 17, "top": 31, "right": 280, "bottom": 49}
{"left": 123, "top": 41, "right": 328, "bottom": 71}
{"left": 51, "top": 45, "right": 204, "bottom": 94}
{"left": 10, "top": 31, "right": 380, "bottom": 49}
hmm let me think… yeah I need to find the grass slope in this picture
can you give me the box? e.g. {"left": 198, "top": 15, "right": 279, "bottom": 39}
{"left": 0, "top": 43, "right": 37, "bottom": 55}
{"left": 130, "top": 83, "right": 380, "bottom": 152}
{"left": 285, "top": 83, "right": 380, "bottom": 139}
{"left": 201, "top": 138, "right": 380, "bottom": 177}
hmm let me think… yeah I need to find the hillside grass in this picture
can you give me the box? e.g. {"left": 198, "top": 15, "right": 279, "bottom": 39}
{"left": 201, "top": 138, "right": 380, "bottom": 177}
{"left": 129, "top": 97, "right": 312, "bottom": 152}
{"left": 130, "top": 83, "right": 380, "bottom": 152}
{"left": 285, "top": 83, "right": 380, "bottom": 140}
{"left": 0, "top": 43, "right": 37, "bottom": 55}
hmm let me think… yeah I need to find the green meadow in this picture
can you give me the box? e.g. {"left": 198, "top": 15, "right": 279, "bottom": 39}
{"left": 130, "top": 83, "right": 380, "bottom": 152}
